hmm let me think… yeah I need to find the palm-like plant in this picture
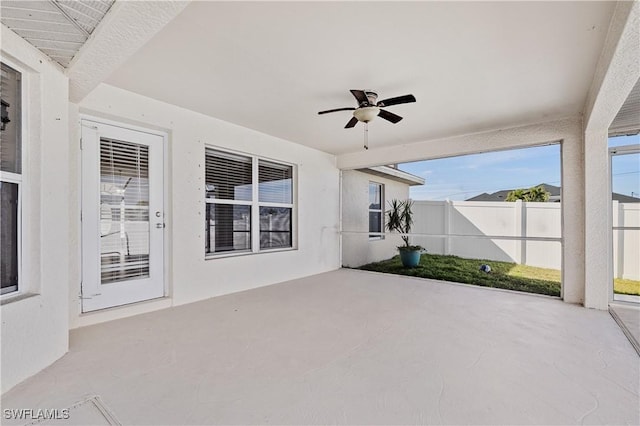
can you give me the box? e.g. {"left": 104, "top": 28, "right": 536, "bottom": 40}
{"left": 505, "top": 185, "right": 550, "bottom": 202}
{"left": 386, "top": 199, "right": 422, "bottom": 251}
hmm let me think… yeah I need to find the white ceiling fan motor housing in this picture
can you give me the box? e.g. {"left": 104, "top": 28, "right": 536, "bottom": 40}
{"left": 353, "top": 106, "right": 380, "bottom": 123}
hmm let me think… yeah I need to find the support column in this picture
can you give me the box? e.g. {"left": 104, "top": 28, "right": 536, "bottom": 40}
{"left": 584, "top": 130, "right": 611, "bottom": 309}
{"left": 561, "top": 133, "right": 586, "bottom": 305}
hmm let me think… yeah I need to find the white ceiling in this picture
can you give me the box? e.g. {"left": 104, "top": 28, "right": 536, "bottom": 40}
{"left": 1, "top": 0, "right": 114, "bottom": 67}
{"left": 105, "top": 1, "right": 616, "bottom": 155}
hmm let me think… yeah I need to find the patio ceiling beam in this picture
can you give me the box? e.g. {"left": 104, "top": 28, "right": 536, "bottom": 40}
{"left": 67, "top": 0, "right": 190, "bottom": 103}
{"left": 583, "top": 1, "right": 639, "bottom": 132}
{"left": 336, "top": 117, "right": 581, "bottom": 170}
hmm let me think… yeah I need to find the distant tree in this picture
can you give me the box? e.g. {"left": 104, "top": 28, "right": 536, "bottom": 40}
{"left": 505, "top": 188, "right": 526, "bottom": 201}
{"left": 505, "top": 185, "right": 550, "bottom": 202}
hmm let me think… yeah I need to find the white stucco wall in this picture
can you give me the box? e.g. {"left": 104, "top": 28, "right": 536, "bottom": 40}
{"left": 68, "top": 83, "right": 340, "bottom": 327}
{"left": 1, "top": 26, "right": 70, "bottom": 393}
{"left": 341, "top": 170, "right": 408, "bottom": 267}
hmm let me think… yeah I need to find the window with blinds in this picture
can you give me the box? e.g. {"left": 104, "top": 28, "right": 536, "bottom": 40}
{"left": 369, "top": 182, "right": 384, "bottom": 239}
{"left": 205, "top": 148, "right": 295, "bottom": 255}
{"left": 205, "top": 149, "right": 253, "bottom": 254}
{"left": 100, "top": 138, "right": 150, "bottom": 283}
{"left": 259, "top": 160, "right": 292, "bottom": 204}
{"left": 1, "top": 62, "right": 22, "bottom": 295}
{"left": 258, "top": 160, "right": 293, "bottom": 249}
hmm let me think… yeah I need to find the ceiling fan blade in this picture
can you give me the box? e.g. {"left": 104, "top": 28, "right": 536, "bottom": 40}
{"left": 345, "top": 116, "right": 359, "bottom": 128}
{"left": 378, "top": 109, "right": 403, "bottom": 124}
{"left": 377, "top": 94, "right": 416, "bottom": 107}
{"left": 350, "top": 90, "right": 369, "bottom": 106}
{"left": 318, "top": 107, "right": 356, "bottom": 115}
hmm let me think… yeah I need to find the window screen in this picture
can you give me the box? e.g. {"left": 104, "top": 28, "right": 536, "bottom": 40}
{"left": 260, "top": 206, "right": 292, "bottom": 249}
{"left": 0, "top": 182, "right": 19, "bottom": 294}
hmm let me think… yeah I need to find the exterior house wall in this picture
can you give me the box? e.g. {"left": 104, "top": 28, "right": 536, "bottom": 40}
{"left": 69, "top": 83, "right": 341, "bottom": 328}
{"left": 1, "top": 26, "right": 70, "bottom": 393}
{"left": 341, "top": 170, "right": 408, "bottom": 267}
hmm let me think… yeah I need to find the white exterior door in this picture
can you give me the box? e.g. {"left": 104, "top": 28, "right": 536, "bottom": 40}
{"left": 81, "top": 120, "right": 165, "bottom": 312}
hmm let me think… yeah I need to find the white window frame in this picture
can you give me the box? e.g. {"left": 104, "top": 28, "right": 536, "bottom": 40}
{"left": 369, "top": 181, "right": 384, "bottom": 240}
{"left": 205, "top": 146, "right": 297, "bottom": 258}
{"left": 0, "top": 59, "right": 26, "bottom": 297}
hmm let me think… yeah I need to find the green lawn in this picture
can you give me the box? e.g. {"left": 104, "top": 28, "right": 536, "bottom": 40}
{"left": 615, "top": 278, "right": 640, "bottom": 296}
{"left": 358, "top": 253, "right": 640, "bottom": 297}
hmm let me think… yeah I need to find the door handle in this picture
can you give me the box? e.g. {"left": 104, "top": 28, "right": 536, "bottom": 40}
{"left": 156, "top": 223, "right": 165, "bottom": 229}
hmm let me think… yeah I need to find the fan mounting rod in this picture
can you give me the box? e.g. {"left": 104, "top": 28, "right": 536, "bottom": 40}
{"left": 363, "top": 91, "right": 378, "bottom": 105}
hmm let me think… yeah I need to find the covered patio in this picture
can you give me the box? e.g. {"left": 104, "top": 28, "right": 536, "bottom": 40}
{"left": 1, "top": 1, "right": 640, "bottom": 422}
{"left": 3, "top": 270, "right": 638, "bottom": 425}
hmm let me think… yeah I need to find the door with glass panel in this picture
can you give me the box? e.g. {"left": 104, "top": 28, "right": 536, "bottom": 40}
{"left": 610, "top": 144, "right": 640, "bottom": 303}
{"left": 81, "top": 121, "right": 165, "bottom": 312}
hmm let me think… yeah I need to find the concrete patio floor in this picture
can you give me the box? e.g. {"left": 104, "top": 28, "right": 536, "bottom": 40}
{"left": 2, "top": 269, "right": 639, "bottom": 425}
{"left": 610, "top": 302, "right": 640, "bottom": 355}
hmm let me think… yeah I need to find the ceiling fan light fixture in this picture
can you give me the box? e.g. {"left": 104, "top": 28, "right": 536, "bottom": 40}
{"left": 353, "top": 106, "right": 380, "bottom": 123}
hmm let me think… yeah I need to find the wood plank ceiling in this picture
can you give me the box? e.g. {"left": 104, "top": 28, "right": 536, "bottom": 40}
{"left": 1, "top": 0, "right": 114, "bottom": 68}
{"left": 610, "top": 78, "right": 640, "bottom": 137}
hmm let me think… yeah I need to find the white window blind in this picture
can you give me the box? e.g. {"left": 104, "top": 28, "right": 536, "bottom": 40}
{"left": 100, "top": 138, "right": 150, "bottom": 283}
{"left": 259, "top": 160, "right": 292, "bottom": 204}
{"left": 205, "top": 149, "right": 252, "bottom": 201}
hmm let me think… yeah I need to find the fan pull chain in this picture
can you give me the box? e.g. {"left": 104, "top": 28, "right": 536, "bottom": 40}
{"left": 364, "top": 122, "right": 369, "bottom": 150}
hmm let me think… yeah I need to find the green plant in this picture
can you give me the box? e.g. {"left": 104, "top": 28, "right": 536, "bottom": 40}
{"left": 386, "top": 199, "right": 423, "bottom": 252}
{"left": 505, "top": 185, "right": 550, "bottom": 202}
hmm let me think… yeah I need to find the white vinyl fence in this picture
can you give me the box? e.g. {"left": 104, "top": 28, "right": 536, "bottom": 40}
{"left": 411, "top": 200, "right": 639, "bottom": 280}
{"left": 612, "top": 201, "right": 640, "bottom": 281}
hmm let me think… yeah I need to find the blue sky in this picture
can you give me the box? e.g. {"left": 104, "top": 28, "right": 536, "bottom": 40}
{"left": 398, "top": 134, "right": 640, "bottom": 201}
